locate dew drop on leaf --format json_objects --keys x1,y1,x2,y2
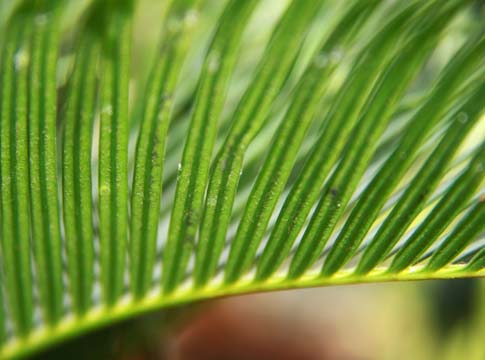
[
  {"x1": 457, "y1": 112, "x2": 468, "y2": 124},
  {"x1": 312, "y1": 53, "x2": 329, "y2": 68},
  {"x1": 14, "y1": 49, "x2": 29, "y2": 71},
  {"x1": 184, "y1": 9, "x2": 199, "y2": 27},
  {"x1": 207, "y1": 51, "x2": 221, "y2": 73}
]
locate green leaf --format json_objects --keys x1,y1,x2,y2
[
  {"x1": 62, "y1": 30, "x2": 100, "y2": 315},
  {"x1": 27, "y1": 7, "x2": 64, "y2": 325},
  {"x1": 0, "y1": 12, "x2": 34, "y2": 337},
  {"x1": 98, "y1": 7, "x2": 132, "y2": 306},
  {"x1": 0, "y1": 0, "x2": 483, "y2": 357}
]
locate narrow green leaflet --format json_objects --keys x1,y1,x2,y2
[
  {"x1": 0, "y1": 13, "x2": 34, "y2": 336},
  {"x1": 98, "y1": 4, "x2": 132, "y2": 305},
  {"x1": 62, "y1": 33, "x2": 100, "y2": 314},
  {"x1": 27, "y1": 4, "x2": 64, "y2": 325}
]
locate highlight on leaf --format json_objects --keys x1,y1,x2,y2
[{"x1": 0, "y1": 0, "x2": 483, "y2": 358}]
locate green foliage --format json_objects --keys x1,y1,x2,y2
[{"x1": 0, "y1": 0, "x2": 483, "y2": 357}]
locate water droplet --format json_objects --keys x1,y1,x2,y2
[
  {"x1": 313, "y1": 53, "x2": 329, "y2": 69},
  {"x1": 329, "y1": 48, "x2": 344, "y2": 62},
  {"x1": 475, "y1": 162, "x2": 484, "y2": 173},
  {"x1": 100, "y1": 185, "x2": 110, "y2": 196},
  {"x1": 207, "y1": 196, "x2": 217, "y2": 207},
  {"x1": 167, "y1": 9, "x2": 199, "y2": 34},
  {"x1": 101, "y1": 105, "x2": 113, "y2": 116},
  {"x1": 35, "y1": 14, "x2": 48, "y2": 26},
  {"x1": 207, "y1": 52, "x2": 221, "y2": 73},
  {"x1": 457, "y1": 112, "x2": 468, "y2": 124},
  {"x1": 159, "y1": 93, "x2": 173, "y2": 107},
  {"x1": 184, "y1": 9, "x2": 199, "y2": 27},
  {"x1": 167, "y1": 18, "x2": 182, "y2": 33},
  {"x1": 313, "y1": 47, "x2": 345, "y2": 69},
  {"x1": 14, "y1": 49, "x2": 29, "y2": 71},
  {"x1": 178, "y1": 163, "x2": 182, "y2": 172}
]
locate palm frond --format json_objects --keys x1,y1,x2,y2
[{"x1": 0, "y1": 0, "x2": 483, "y2": 357}]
